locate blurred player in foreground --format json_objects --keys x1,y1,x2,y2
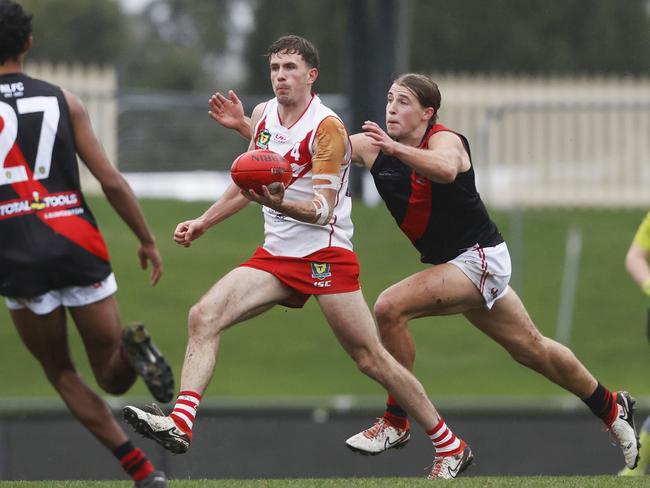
[
  {"x1": 0, "y1": 2, "x2": 172, "y2": 486},
  {"x1": 210, "y1": 73, "x2": 640, "y2": 473},
  {"x1": 619, "y1": 211, "x2": 650, "y2": 476},
  {"x1": 124, "y1": 35, "x2": 474, "y2": 480}
]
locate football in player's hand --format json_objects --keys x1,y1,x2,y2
[{"x1": 231, "y1": 149, "x2": 292, "y2": 194}]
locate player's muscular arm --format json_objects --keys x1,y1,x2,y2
[
  {"x1": 174, "y1": 183, "x2": 250, "y2": 247},
  {"x1": 199, "y1": 103, "x2": 267, "y2": 228},
  {"x1": 65, "y1": 90, "x2": 163, "y2": 284},
  {"x1": 350, "y1": 132, "x2": 379, "y2": 170},
  {"x1": 363, "y1": 121, "x2": 469, "y2": 183},
  {"x1": 174, "y1": 105, "x2": 266, "y2": 247},
  {"x1": 245, "y1": 117, "x2": 346, "y2": 225}
]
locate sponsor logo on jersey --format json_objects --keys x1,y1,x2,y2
[
  {"x1": 256, "y1": 129, "x2": 271, "y2": 149},
  {"x1": 0, "y1": 191, "x2": 82, "y2": 220},
  {"x1": 311, "y1": 262, "x2": 331, "y2": 280},
  {"x1": 0, "y1": 81, "x2": 25, "y2": 98},
  {"x1": 273, "y1": 133, "x2": 288, "y2": 143}
]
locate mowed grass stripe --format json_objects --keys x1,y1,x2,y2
[
  {"x1": 1, "y1": 200, "x2": 646, "y2": 398},
  {"x1": 1, "y1": 476, "x2": 648, "y2": 487}
]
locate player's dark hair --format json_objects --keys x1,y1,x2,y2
[
  {"x1": 0, "y1": 0, "x2": 32, "y2": 64},
  {"x1": 394, "y1": 73, "x2": 441, "y2": 125},
  {"x1": 266, "y1": 35, "x2": 320, "y2": 70}
]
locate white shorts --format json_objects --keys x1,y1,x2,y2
[
  {"x1": 4, "y1": 273, "x2": 118, "y2": 316},
  {"x1": 448, "y1": 242, "x2": 511, "y2": 309}
]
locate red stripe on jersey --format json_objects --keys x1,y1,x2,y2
[
  {"x1": 284, "y1": 130, "x2": 313, "y2": 189},
  {"x1": 399, "y1": 170, "x2": 432, "y2": 242},
  {"x1": 6, "y1": 144, "x2": 109, "y2": 262},
  {"x1": 396, "y1": 124, "x2": 454, "y2": 243},
  {"x1": 253, "y1": 116, "x2": 267, "y2": 147}
]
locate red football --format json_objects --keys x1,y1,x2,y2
[{"x1": 230, "y1": 149, "x2": 292, "y2": 194}]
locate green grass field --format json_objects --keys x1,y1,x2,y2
[
  {"x1": 1, "y1": 199, "x2": 648, "y2": 400},
  {"x1": 0, "y1": 477, "x2": 648, "y2": 487}
]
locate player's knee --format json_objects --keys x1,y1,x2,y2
[
  {"x1": 374, "y1": 293, "x2": 404, "y2": 329},
  {"x1": 188, "y1": 302, "x2": 224, "y2": 338},
  {"x1": 188, "y1": 303, "x2": 209, "y2": 335},
  {"x1": 352, "y1": 347, "x2": 382, "y2": 379},
  {"x1": 98, "y1": 380, "x2": 129, "y2": 395},
  {"x1": 96, "y1": 373, "x2": 130, "y2": 395},
  {"x1": 508, "y1": 335, "x2": 547, "y2": 369}
]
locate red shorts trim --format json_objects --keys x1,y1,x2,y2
[{"x1": 239, "y1": 246, "x2": 360, "y2": 308}]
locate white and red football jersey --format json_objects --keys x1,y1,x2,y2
[{"x1": 252, "y1": 95, "x2": 353, "y2": 257}]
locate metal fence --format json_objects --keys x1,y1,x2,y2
[{"x1": 22, "y1": 64, "x2": 650, "y2": 207}]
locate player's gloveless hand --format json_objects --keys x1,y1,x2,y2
[
  {"x1": 362, "y1": 120, "x2": 398, "y2": 155},
  {"x1": 241, "y1": 183, "x2": 285, "y2": 210},
  {"x1": 173, "y1": 219, "x2": 207, "y2": 248},
  {"x1": 209, "y1": 90, "x2": 245, "y2": 130},
  {"x1": 138, "y1": 242, "x2": 163, "y2": 286}
]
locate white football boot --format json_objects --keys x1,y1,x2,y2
[
  {"x1": 427, "y1": 440, "x2": 474, "y2": 479},
  {"x1": 609, "y1": 391, "x2": 640, "y2": 469},
  {"x1": 123, "y1": 404, "x2": 190, "y2": 454},
  {"x1": 345, "y1": 417, "x2": 410, "y2": 455}
]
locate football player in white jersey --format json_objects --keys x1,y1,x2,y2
[{"x1": 123, "y1": 35, "x2": 472, "y2": 479}]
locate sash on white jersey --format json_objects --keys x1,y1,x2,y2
[{"x1": 251, "y1": 95, "x2": 353, "y2": 257}]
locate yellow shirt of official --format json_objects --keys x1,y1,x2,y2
[{"x1": 633, "y1": 212, "x2": 650, "y2": 252}]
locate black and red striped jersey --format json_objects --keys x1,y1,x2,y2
[
  {"x1": 370, "y1": 123, "x2": 503, "y2": 265},
  {"x1": 0, "y1": 73, "x2": 111, "y2": 298}
]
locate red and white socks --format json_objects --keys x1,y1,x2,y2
[
  {"x1": 428, "y1": 418, "x2": 463, "y2": 456},
  {"x1": 384, "y1": 394, "x2": 463, "y2": 458},
  {"x1": 169, "y1": 390, "x2": 202, "y2": 440}
]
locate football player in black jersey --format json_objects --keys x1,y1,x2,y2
[
  {"x1": 0, "y1": 2, "x2": 170, "y2": 486},
  {"x1": 211, "y1": 73, "x2": 639, "y2": 474}
]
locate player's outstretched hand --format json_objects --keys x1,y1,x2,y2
[
  {"x1": 241, "y1": 183, "x2": 285, "y2": 209},
  {"x1": 138, "y1": 242, "x2": 163, "y2": 286},
  {"x1": 362, "y1": 120, "x2": 398, "y2": 155},
  {"x1": 173, "y1": 219, "x2": 207, "y2": 248},
  {"x1": 209, "y1": 90, "x2": 245, "y2": 130}
]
